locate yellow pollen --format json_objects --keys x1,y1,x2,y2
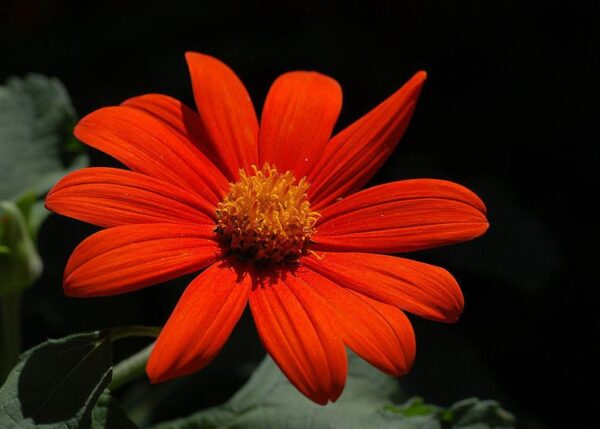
[{"x1": 215, "y1": 164, "x2": 319, "y2": 264}]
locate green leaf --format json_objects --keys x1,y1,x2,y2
[
  {"x1": 447, "y1": 398, "x2": 516, "y2": 428},
  {"x1": 0, "y1": 331, "x2": 113, "y2": 429},
  {"x1": 385, "y1": 397, "x2": 442, "y2": 417},
  {"x1": 0, "y1": 201, "x2": 43, "y2": 296},
  {"x1": 152, "y1": 353, "x2": 401, "y2": 429},
  {"x1": 153, "y1": 353, "x2": 515, "y2": 429},
  {"x1": 91, "y1": 391, "x2": 138, "y2": 429},
  {"x1": 15, "y1": 192, "x2": 50, "y2": 240},
  {"x1": 386, "y1": 397, "x2": 516, "y2": 429},
  {"x1": 0, "y1": 73, "x2": 87, "y2": 201}
]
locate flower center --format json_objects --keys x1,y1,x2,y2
[{"x1": 215, "y1": 164, "x2": 319, "y2": 264}]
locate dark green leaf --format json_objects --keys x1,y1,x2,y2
[
  {"x1": 0, "y1": 74, "x2": 87, "y2": 201},
  {"x1": 91, "y1": 391, "x2": 138, "y2": 429},
  {"x1": 0, "y1": 331, "x2": 113, "y2": 429},
  {"x1": 0, "y1": 201, "x2": 42, "y2": 296},
  {"x1": 152, "y1": 353, "x2": 515, "y2": 429}
]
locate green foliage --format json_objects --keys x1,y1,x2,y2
[
  {"x1": 151, "y1": 354, "x2": 515, "y2": 429},
  {"x1": 0, "y1": 73, "x2": 86, "y2": 201},
  {"x1": 91, "y1": 391, "x2": 139, "y2": 429},
  {"x1": 386, "y1": 397, "x2": 515, "y2": 428},
  {"x1": 0, "y1": 201, "x2": 42, "y2": 296},
  {"x1": 0, "y1": 332, "x2": 113, "y2": 429},
  {"x1": 0, "y1": 323, "x2": 515, "y2": 429},
  {"x1": 445, "y1": 398, "x2": 516, "y2": 428},
  {"x1": 385, "y1": 397, "x2": 442, "y2": 417},
  {"x1": 0, "y1": 74, "x2": 88, "y2": 296},
  {"x1": 16, "y1": 191, "x2": 50, "y2": 241}
]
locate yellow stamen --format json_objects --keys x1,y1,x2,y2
[{"x1": 215, "y1": 164, "x2": 320, "y2": 264}]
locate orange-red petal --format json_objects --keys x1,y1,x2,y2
[
  {"x1": 74, "y1": 106, "x2": 229, "y2": 204},
  {"x1": 249, "y1": 272, "x2": 347, "y2": 404},
  {"x1": 186, "y1": 52, "x2": 259, "y2": 178},
  {"x1": 313, "y1": 179, "x2": 488, "y2": 253},
  {"x1": 307, "y1": 72, "x2": 427, "y2": 209},
  {"x1": 259, "y1": 71, "x2": 342, "y2": 178},
  {"x1": 297, "y1": 266, "x2": 415, "y2": 376},
  {"x1": 64, "y1": 224, "x2": 220, "y2": 297},
  {"x1": 122, "y1": 94, "x2": 228, "y2": 176},
  {"x1": 46, "y1": 167, "x2": 216, "y2": 227},
  {"x1": 303, "y1": 252, "x2": 464, "y2": 323},
  {"x1": 147, "y1": 260, "x2": 251, "y2": 382}
]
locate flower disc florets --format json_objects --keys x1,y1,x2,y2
[{"x1": 215, "y1": 164, "x2": 319, "y2": 264}]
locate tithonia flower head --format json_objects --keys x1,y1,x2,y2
[{"x1": 46, "y1": 52, "x2": 488, "y2": 405}]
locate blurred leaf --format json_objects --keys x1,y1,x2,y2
[
  {"x1": 385, "y1": 397, "x2": 442, "y2": 417},
  {"x1": 0, "y1": 73, "x2": 88, "y2": 201},
  {"x1": 152, "y1": 353, "x2": 515, "y2": 429},
  {"x1": 0, "y1": 201, "x2": 43, "y2": 296},
  {"x1": 15, "y1": 191, "x2": 50, "y2": 240},
  {"x1": 91, "y1": 391, "x2": 139, "y2": 429},
  {"x1": 27, "y1": 201, "x2": 50, "y2": 239},
  {"x1": 0, "y1": 74, "x2": 89, "y2": 295},
  {"x1": 386, "y1": 396, "x2": 515, "y2": 429},
  {"x1": 15, "y1": 192, "x2": 37, "y2": 231},
  {"x1": 448, "y1": 398, "x2": 516, "y2": 428},
  {"x1": 0, "y1": 331, "x2": 113, "y2": 429}
]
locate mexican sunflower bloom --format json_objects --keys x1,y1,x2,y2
[{"x1": 45, "y1": 52, "x2": 488, "y2": 405}]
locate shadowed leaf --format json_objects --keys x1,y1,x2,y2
[
  {"x1": 91, "y1": 391, "x2": 138, "y2": 429},
  {"x1": 0, "y1": 331, "x2": 113, "y2": 429}
]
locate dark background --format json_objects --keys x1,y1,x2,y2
[{"x1": 2, "y1": 1, "x2": 597, "y2": 428}]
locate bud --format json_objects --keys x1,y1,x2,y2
[{"x1": 0, "y1": 201, "x2": 43, "y2": 296}]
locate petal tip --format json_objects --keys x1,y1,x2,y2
[
  {"x1": 146, "y1": 350, "x2": 176, "y2": 384},
  {"x1": 470, "y1": 219, "x2": 490, "y2": 241},
  {"x1": 304, "y1": 391, "x2": 330, "y2": 406},
  {"x1": 146, "y1": 362, "x2": 167, "y2": 384},
  {"x1": 62, "y1": 278, "x2": 83, "y2": 298},
  {"x1": 481, "y1": 220, "x2": 491, "y2": 234},
  {"x1": 184, "y1": 50, "x2": 200, "y2": 59},
  {"x1": 63, "y1": 270, "x2": 94, "y2": 298},
  {"x1": 414, "y1": 70, "x2": 428, "y2": 82},
  {"x1": 328, "y1": 388, "x2": 344, "y2": 404},
  {"x1": 444, "y1": 303, "x2": 464, "y2": 324},
  {"x1": 72, "y1": 122, "x2": 85, "y2": 141},
  {"x1": 185, "y1": 51, "x2": 219, "y2": 66},
  {"x1": 43, "y1": 192, "x2": 55, "y2": 212}
]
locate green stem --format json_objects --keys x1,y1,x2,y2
[
  {"x1": 110, "y1": 342, "x2": 154, "y2": 390},
  {"x1": 108, "y1": 325, "x2": 161, "y2": 342},
  {"x1": 0, "y1": 290, "x2": 21, "y2": 383}
]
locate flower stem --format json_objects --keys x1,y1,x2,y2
[
  {"x1": 0, "y1": 290, "x2": 21, "y2": 384},
  {"x1": 110, "y1": 342, "x2": 154, "y2": 390},
  {"x1": 108, "y1": 325, "x2": 161, "y2": 342}
]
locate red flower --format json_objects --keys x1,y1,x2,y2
[{"x1": 46, "y1": 52, "x2": 488, "y2": 405}]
